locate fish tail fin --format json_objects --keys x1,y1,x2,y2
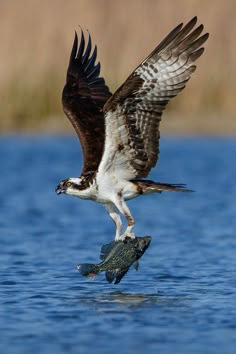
[
  {"x1": 77, "y1": 263, "x2": 99, "y2": 278},
  {"x1": 132, "y1": 180, "x2": 193, "y2": 193}
]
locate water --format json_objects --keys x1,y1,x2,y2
[{"x1": 1, "y1": 136, "x2": 236, "y2": 354}]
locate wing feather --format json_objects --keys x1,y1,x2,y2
[
  {"x1": 62, "y1": 31, "x2": 112, "y2": 175},
  {"x1": 99, "y1": 17, "x2": 209, "y2": 179}
]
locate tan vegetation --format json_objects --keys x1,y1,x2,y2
[{"x1": 0, "y1": 0, "x2": 236, "y2": 134}]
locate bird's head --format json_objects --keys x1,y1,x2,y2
[{"x1": 55, "y1": 177, "x2": 85, "y2": 197}]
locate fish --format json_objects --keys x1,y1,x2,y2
[{"x1": 77, "y1": 236, "x2": 151, "y2": 284}]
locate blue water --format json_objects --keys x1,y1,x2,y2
[{"x1": 1, "y1": 136, "x2": 236, "y2": 354}]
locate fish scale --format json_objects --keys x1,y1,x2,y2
[{"x1": 77, "y1": 236, "x2": 151, "y2": 284}]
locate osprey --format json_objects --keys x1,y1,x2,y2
[{"x1": 56, "y1": 17, "x2": 208, "y2": 241}]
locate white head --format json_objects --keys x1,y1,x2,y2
[{"x1": 55, "y1": 177, "x2": 91, "y2": 199}]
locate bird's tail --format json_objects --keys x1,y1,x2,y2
[
  {"x1": 77, "y1": 263, "x2": 100, "y2": 278},
  {"x1": 132, "y1": 179, "x2": 193, "y2": 194}
]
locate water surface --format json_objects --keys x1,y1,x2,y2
[{"x1": 1, "y1": 137, "x2": 236, "y2": 354}]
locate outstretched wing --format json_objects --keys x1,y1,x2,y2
[
  {"x1": 98, "y1": 17, "x2": 209, "y2": 180},
  {"x1": 62, "y1": 31, "x2": 112, "y2": 175}
]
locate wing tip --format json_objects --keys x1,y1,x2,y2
[{"x1": 190, "y1": 16, "x2": 198, "y2": 25}]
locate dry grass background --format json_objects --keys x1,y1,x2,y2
[{"x1": 0, "y1": 0, "x2": 236, "y2": 134}]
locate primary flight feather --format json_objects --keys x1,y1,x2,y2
[{"x1": 56, "y1": 17, "x2": 209, "y2": 241}]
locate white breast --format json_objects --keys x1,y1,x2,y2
[{"x1": 96, "y1": 173, "x2": 138, "y2": 203}]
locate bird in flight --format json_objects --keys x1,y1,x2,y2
[{"x1": 56, "y1": 17, "x2": 208, "y2": 241}]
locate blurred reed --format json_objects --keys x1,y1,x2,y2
[{"x1": 0, "y1": 0, "x2": 235, "y2": 134}]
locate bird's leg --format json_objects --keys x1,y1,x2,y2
[
  {"x1": 105, "y1": 203, "x2": 123, "y2": 241},
  {"x1": 113, "y1": 194, "x2": 135, "y2": 240}
]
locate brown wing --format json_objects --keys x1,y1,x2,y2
[
  {"x1": 100, "y1": 17, "x2": 209, "y2": 179},
  {"x1": 62, "y1": 31, "x2": 112, "y2": 175}
]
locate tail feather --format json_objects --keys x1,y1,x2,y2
[
  {"x1": 132, "y1": 179, "x2": 193, "y2": 193},
  {"x1": 152, "y1": 182, "x2": 193, "y2": 192},
  {"x1": 77, "y1": 263, "x2": 100, "y2": 278}
]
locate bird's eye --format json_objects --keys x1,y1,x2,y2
[{"x1": 66, "y1": 181, "x2": 72, "y2": 187}]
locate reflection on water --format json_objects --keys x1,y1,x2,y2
[{"x1": 79, "y1": 291, "x2": 162, "y2": 306}]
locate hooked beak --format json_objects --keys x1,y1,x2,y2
[{"x1": 55, "y1": 184, "x2": 65, "y2": 195}]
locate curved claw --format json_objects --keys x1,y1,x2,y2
[{"x1": 118, "y1": 232, "x2": 136, "y2": 241}]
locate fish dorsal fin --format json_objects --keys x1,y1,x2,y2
[
  {"x1": 133, "y1": 261, "x2": 139, "y2": 271},
  {"x1": 100, "y1": 241, "x2": 117, "y2": 260}
]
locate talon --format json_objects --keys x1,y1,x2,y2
[
  {"x1": 115, "y1": 234, "x2": 122, "y2": 242},
  {"x1": 127, "y1": 233, "x2": 135, "y2": 239},
  {"x1": 119, "y1": 232, "x2": 136, "y2": 241}
]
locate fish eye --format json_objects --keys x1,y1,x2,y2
[{"x1": 65, "y1": 181, "x2": 72, "y2": 187}]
